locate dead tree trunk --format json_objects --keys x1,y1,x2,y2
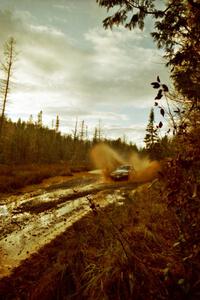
[{"x1": 0, "y1": 37, "x2": 16, "y2": 139}]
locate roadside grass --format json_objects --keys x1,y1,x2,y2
[
  {"x1": 0, "y1": 163, "x2": 72, "y2": 192},
  {"x1": 69, "y1": 183, "x2": 184, "y2": 300}
]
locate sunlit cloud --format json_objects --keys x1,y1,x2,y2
[{"x1": 0, "y1": 1, "x2": 170, "y2": 145}]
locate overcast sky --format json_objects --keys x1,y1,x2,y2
[{"x1": 0, "y1": 0, "x2": 170, "y2": 145}]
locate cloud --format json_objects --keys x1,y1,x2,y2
[
  {"x1": 0, "y1": 9, "x2": 169, "y2": 108},
  {"x1": 52, "y1": 4, "x2": 71, "y2": 12},
  {"x1": 83, "y1": 27, "x2": 169, "y2": 106},
  {"x1": 100, "y1": 123, "x2": 146, "y2": 145},
  {"x1": 45, "y1": 105, "x2": 128, "y2": 121},
  {"x1": 0, "y1": 3, "x2": 170, "y2": 145}
]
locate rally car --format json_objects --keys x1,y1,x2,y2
[{"x1": 110, "y1": 164, "x2": 134, "y2": 181}]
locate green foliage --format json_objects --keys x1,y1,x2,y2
[
  {"x1": 144, "y1": 108, "x2": 159, "y2": 152},
  {"x1": 0, "y1": 118, "x2": 86, "y2": 165},
  {"x1": 55, "y1": 115, "x2": 59, "y2": 132}
]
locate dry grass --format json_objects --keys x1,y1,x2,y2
[
  {"x1": 0, "y1": 163, "x2": 72, "y2": 192},
  {"x1": 74, "y1": 184, "x2": 184, "y2": 300}
]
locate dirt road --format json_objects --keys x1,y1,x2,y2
[{"x1": 0, "y1": 172, "x2": 137, "y2": 280}]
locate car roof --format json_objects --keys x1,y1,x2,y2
[{"x1": 118, "y1": 164, "x2": 132, "y2": 168}]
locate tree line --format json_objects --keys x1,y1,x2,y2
[{"x1": 0, "y1": 115, "x2": 139, "y2": 167}]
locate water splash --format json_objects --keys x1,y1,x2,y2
[{"x1": 90, "y1": 143, "x2": 161, "y2": 182}]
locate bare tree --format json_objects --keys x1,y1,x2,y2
[
  {"x1": 98, "y1": 119, "x2": 102, "y2": 141},
  {"x1": 80, "y1": 120, "x2": 85, "y2": 140},
  {"x1": 73, "y1": 117, "x2": 78, "y2": 141},
  {"x1": 85, "y1": 125, "x2": 88, "y2": 140},
  {"x1": 0, "y1": 37, "x2": 17, "y2": 139}
]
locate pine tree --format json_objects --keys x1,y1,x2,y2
[
  {"x1": 55, "y1": 115, "x2": 59, "y2": 132},
  {"x1": 37, "y1": 110, "x2": 43, "y2": 127},
  {"x1": 144, "y1": 108, "x2": 159, "y2": 150},
  {"x1": 93, "y1": 127, "x2": 98, "y2": 144}
]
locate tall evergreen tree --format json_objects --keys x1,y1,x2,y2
[
  {"x1": 37, "y1": 111, "x2": 43, "y2": 127},
  {"x1": 144, "y1": 108, "x2": 159, "y2": 150},
  {"x1": 93, "y1": 127, "x2": 98, "y2": 144},
  {"x1": 55, "y1": 115, "x2": 60, "y2": 132}
]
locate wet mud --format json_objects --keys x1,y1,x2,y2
[{"x1": 0, "y1": 171, "x2": 138, "y2": 287}]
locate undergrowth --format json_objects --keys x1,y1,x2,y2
[
  {"x1": 0, "y1": 163, "x2": 72, "y2": 192},
  {"x1": 160, "y1": 128, "x2": 200, "y2": 299}
]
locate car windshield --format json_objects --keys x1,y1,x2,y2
[{"x1": 117, "y1": 165, "x2": 131, "y2": 171}]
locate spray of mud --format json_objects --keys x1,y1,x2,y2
[
  {"x1": 90, "y1": 143, "x2": 124, "y2": 178},
  {"x1": 128, "y1": 152, "x2": 161, "y2": 183},
  {"x1": 90, "y1": 143, "x2": 161, "y2": 183}
]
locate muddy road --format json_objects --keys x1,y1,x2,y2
[{"x1": 0, "y1": 172, "x2": 138, "y2": 280}]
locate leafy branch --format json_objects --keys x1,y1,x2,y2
[{"x1": 151, "y1": 77, "x2": 187, "y2": 135}]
